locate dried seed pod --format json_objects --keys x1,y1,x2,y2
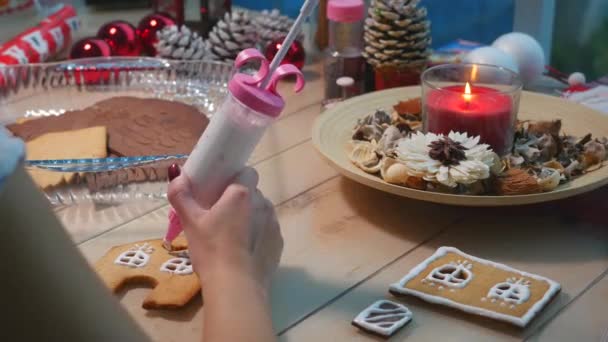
[
  {"x1": 537, "y1": 168, "x2": 561, "y2": 191},
  {"x1": 527, "y1": 120, "x2": 562, "y2": 137},
  {"x1": 494, "y1": 169, "x2": 542, "y2": 195},
  {"x1": 581, "y1": 140, "x2": 606, "y2": 167}
]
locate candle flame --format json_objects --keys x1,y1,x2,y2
[{"x1": 463, "y1": 82, "x2": 472, "y2": 102}]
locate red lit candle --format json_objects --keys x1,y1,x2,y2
[{"x1": 425, "y1": 82, "x2": 514, "y2": 155}]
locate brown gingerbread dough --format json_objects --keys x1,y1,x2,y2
[{"x1": 7, "y1": 96, "x2": 209, "y2": 156}]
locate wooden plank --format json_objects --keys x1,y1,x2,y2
[
  {"x1": 256, "y1": 141, "x2": 338, "y2": 206},
  {"x1": 79, "y1": 174, "x2": 465, "y2": 341},
  {"x1": 282, "y1": 210, "x2": 608, "y2": 341},
  {"x1": 269, "y1": 178, "x2": 464, "y2": 331},
  {"x1": 528, "y1": 270, "x2": 608, "y2": 342}
]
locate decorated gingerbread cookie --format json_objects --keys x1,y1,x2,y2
[
  {"x1": 352, "y1": 300, "x2": 413, "y2": 338},
  {"x1": 95, "y1": 238, "x2": 200, "y2": 310},
  {"x1": 389, "y1": 247, "x2": 561, "y2": 327}
]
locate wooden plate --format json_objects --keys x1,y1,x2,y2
[{"x1": 313, "y1": 86, "x2": 608, "y2": 206}]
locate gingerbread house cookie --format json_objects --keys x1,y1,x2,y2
[
  {"x1": 389, "y1": 247, "x2": 560, "y2": 327},
  {"x1": 95, "y1": 238, "x2": 200, "y2": 310}
]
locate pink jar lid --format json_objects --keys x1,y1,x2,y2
[
  {"x1": 228, "y1": 74, "x2": 285, "y2": 117},
  {"x1": 327, "y1": 0, "x2": 365, "y2": 23}
]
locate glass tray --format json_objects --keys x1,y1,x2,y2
[{"x1": 0, "y1": 57, "x2": 232, "y2": 205}]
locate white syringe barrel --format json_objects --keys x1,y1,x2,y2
[{"x1": 183, "y1": 93, "x2": 275, "y2": 209}]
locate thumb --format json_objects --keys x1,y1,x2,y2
[{"x1": 167, "y1": 174, "x2": 202, "y2": 223}]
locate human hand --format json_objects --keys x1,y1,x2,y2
[{"x1": 168, "y1": 167, "x2": 283, "y2": 289}]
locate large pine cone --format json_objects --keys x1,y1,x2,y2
[
  {"x1": 206, "y1": 11, "x2": 257, "y2": 62},
  {"x1": 253, "y1": 9, "x2": 302, "y2": 49},
  {"x1": 156, "y1": 25, "x2": 207, "y2": 60},
  {"x1": 363, "y1": 0, "x2": 432, "y2": 69}
]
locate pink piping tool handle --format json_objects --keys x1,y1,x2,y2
[
  {"x1": 234, "y1": 48, "x2": 269, "y2": 85},
  {"x1": 234, "y1": 48, "x2": 305, "y2": 95},
  {"x1": 265, "y1": 64, "x2": 305, "y2": 96}
]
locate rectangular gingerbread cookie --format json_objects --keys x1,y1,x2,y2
[
  {"x1": 25, "y1": 126, "x2": 108, "y2": 189},
  {"x1": 389, "y1": 247, "x2": 561, "y2": 327}
]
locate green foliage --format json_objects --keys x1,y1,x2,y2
[{"x1": 552, "y1": 18, "x2": 608, "y2": 79}]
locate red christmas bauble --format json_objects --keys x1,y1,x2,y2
[
  {"x1": 68, "y1": 38, "x2": 113, "y2": 85},
  {"x1": 97, "y1": 20, "x2": 141, "y2": 56},
  {"x1": 69, "y1": 37, "x2": 112, "y2": 59},
  {"x1": 137, "y1": 12, "x2": 175, "y2": 56},
  {"x1": 264, "y1": 37, "x2": 306, "y2": 70}
]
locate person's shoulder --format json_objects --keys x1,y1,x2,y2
[{"x1": 0, "y1": 127, "x2": 25, "y2": 192}]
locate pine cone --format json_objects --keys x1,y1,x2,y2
[
  {"x1": 206, "y1": 10, "x2": 257, "y2": 62},
  {"x1": 363, "y1": 0, "x2": 432, "y2": 69},
  {"x1": 155, "y1": 25, "x2": 207, "y2": 60},
  {"x1": 253, "y1": 9, "x2": 302, "y2": 49}
]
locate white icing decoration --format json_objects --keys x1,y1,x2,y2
[
  {"x1": 481, "y1": 297, "x2": 487, "y2": 302},
  {"x1": 424, "y1": 260, "x2": 473, "y2": 288},
  {"x1": 160, "y1": 257, "x2": 193, "y2": 275},
  {"x1": 491, "y1": 298, "x2": 497, "y2": 303},
  {"x1": 114, "y1": 243, "x2": 154, "y2": 268},
  {"x1": 352, "y1": 300, "x2": 413, "y2": 337},
  {"x1": 449, "y1": 289, "x2": 456, "y2": 293},
  {"x1": 510, "y1": 305, "x2": 515, "y2": 309},
  {"x1": 389, "y1": 247, "x2": 561, "y2": 327},
  {"x1": 421, "y1": 278, "x2": 427, "y2": 283},
  {"x1": 487, "y1": 277, "x2": 531, "y2": 305},
  {"x1": 438, "y1": 286, "x2": 444, "y2": 291},
  {"x1": 500, "y1": 302, "x2": 506, "y2": 307},
  {"x1": 428, "y1": 282, "x2": 435, "y2": 287}
]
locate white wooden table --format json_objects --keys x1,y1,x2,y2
[{"x1": 19, "y1": 6, "x2": 604, "y2": 342}]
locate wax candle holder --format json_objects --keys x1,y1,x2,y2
[{"x1": 421, "y1": 64, "x2": 522, "y2": 156}]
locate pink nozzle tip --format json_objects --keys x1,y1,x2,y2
[{"x1": 164, "y1": 207, "x2": 183, "y2": 244}]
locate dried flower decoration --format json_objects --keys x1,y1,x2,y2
[
  {"x1": 396, "y1": 132, "x2": 500, "y2": 188},
  {"x1": 428, "y1": 136, "x2": 467, "y2": 166}
]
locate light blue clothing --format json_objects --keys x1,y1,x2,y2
[{"x1": 0, "y1": 126, "x2": 24, "y2": 192}]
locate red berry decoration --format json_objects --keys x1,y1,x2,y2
[
  {"x1": 69, "y1": 37, "x2": 112, "y2": 59},
  {"x1": 264, "y1": 37, "x2": 306, "y2": 70},
  {"x1": 97, "y1": 20, "x2": 141, "y2": 56},
  {"x1": 137, "y1": 13, "x2": 175, "y2": 56}
]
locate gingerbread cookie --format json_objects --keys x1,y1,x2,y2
[
  {"x1": 25, "y1": 126, "x2": 108, "y2": 189},
  {"x1": 389, "y1": 247, "x2": 560, "y2": 327},
  {"x1": 95, "y1": 238, "x2": 200, "y2": 310},
  {"x1": 352, "y1": 300, "x2": 412, "y2": 338}
]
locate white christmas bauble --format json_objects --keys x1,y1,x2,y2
[
  {"x1": 568, "y1": 72, "x2": 586, "y2": 86},
  {"x1": 464, "y1": 47, "x2": 519, "y2": 73},
  {"x1": 493, "y1": 32, "x2": 545, "y2": 84}
]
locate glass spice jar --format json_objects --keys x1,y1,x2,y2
[{"x1": 322, "y1": 0, "x2": 365, "y2": 108}]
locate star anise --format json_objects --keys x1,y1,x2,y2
[{"x1": 428, "y1": 137, "x2": 468, "y2": 166}]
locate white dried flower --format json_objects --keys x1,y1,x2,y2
[{"x1": 396, "y1": 131, "x2": 499, "y2": 188}]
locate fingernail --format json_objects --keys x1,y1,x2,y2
[{"x1": 168, "y1": 163, "x2": 181, "y2": 182}]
